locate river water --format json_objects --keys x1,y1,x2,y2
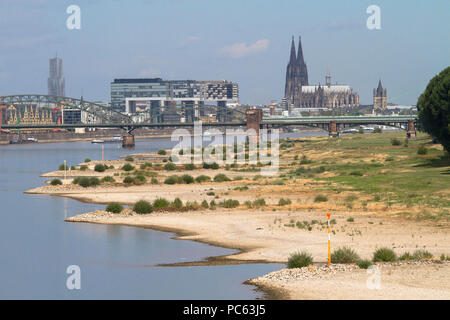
[{"x1": 0, "y1": 131, "x2": 324, "y2": 299}]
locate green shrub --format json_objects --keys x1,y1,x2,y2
[
  {"x1": 391, "y1": 138, "x2": 401, "y2": 146},
  {"x1": 357, "y1": 259, "x2": 372, "y2": 269},
  {"x1": 195, "y1": 175, "x2": 211, "y2": 183},
  {"x1": 157, "y1": 149, "x2": 166, "y2": 155},
  {"x1": 125, "y1": 156, "x2": 134, "y2": 162},
  {"x1": 314, "y1": 195, "x2": 328, "y2": 202},
  {"x1": 206, "y1": 191, "x2": 215, "y2": 196},
  {"x1": 58, "y1": 164, "x2": 69, "y2": 171},
  {"x1": 79, "y1": 165, "x2": 88, "y2": 171},
  {"x1": 278, "y1": 198, "x2": 292, "y2": 206},
  {"x1": 233, "y1": 175, "x2": 244, "y2": 181},
  {"x1": 399, "y1": 252, "x2": 413, "y2": 261},
  {"x1": 70, "y1": 166, "x2": 76, "y2": 170},
  {"x1": 151, "y1": 177, "x2": 158, "y2": 184},
  {"x1": 417, "y1": 145, "x2": 428, "y2": 155},
  {"x1": 221, "y1": 199, "x2": 240, "y2": 208},
  {"x1": 385, "y1": 157, "x2": 394, "y2": 162},
  {"x1": 122, "y1": 163, "x2": 134, "y2": 171},
  {"x1": 331, "y1": 247, "x2": 360, "y2": 264},
  {"x1": 373, "y1": 248, "x2": 397, "y2": 262},
  {"x1": 164, "y1": 175, "x2": 179, "y2": 185},
  {"x1": 252, "y1": 198, "x2": 266, "y2": 207},
  {"x1": 412, "y1": 250, "x2": 433, "y2": 260},
  {"x1": 123, "y1": 176, "x2": 135, "y2": 184},
  {"x1": 347, "y1": 217, "x2": 354, "y2": 222},
  {"x1": 287, "y1": 251, "x2": 313, "y2": 268},
  {"x1": 201, "y1": 200, "x2": 209, "y2": 209},
  {"x1": 133, "y1": 200, "x2": 153, "y2": 214},
  {"x1": 300, "y1": 155, "x2": 313, "y2": 164},
  {"x1": 135, "y1": 175, "x2": 147, "y2": 183},
  {"x1": 84, "y1": 158, "x2": 91, "y2": 163},
  {"x1": 349, "y1": 171, "x2": 363, "y2": 176},
  {"x1": 164, "y1": 162, "x2": 176, "y2": 171},
  {"x1": 101, "y1": 176, "x2": 115, "y2": 183},
  {"x1": 72, "y1": 177, "x2": 81, "y2": 185},
  {"x1": 181, "y1": 174, "x2": 194, "y2": 184},
  {"x1": 89, "y1": 177, "x2": 100, "y2": 187},
  {"x1": 203, "y1": 162, "x2": 219, "y2": 169},
  {"x1": 78, "y1": 177, "x2": 92, "y2": 188},
  {"x1": 214, "y1": 174, "x2": 231, "y2": 182},
  {"x1": 50, "y1": 178, "x2": 62, "y2": 186},
  {"x1": 153, "y1": 198, "x2": 170, "y2": 209},
  {"x1": 94, "y1": 164, "x2": 106, "y2": 172},
  {"x1": 172, "y1": 198, "x2": 183, "y2": 209},
  {"x1": 244, "y1": 201, "x2": 252, "y2": 208},
  {"x1": 184, "y1": 164, "x2": 195, "y2": 170},
  {"x1": 105, "y1": 202, "x2": 123, "y2": 214}
]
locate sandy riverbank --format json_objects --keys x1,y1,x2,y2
[
  {"x1": 59, "y1": 207, "x2": 450, "y2": 299},
  {"x1": 26, "y1": 132, "x2": 450, "y2": 299}
]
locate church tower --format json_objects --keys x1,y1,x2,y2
[
  {"x1": 284, "y1": 36, "x2": 309, "y2": 109},
  {"x1": 296, "y1": 36, "x2": 308, "y2": 86},
  {"x1": 284, "y1": 36, "x2": 297, "y2": 105},
  {"x1": 373, "y1": 79, "x2": 387, "y2": 111}
]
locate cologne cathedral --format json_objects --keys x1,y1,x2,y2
[{"x1": 284, "y1": 36, "x2": 360, "y2": 109}]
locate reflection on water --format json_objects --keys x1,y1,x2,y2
[{"x1": 0, "y1": 132, "x2": 319, "y2": 299}]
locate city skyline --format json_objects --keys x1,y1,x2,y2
[{"x1": 0, "y1": 0, "x2": 449, "y2": 105}]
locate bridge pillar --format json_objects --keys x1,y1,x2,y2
[
  {"x1": 406, "y1": 120, "x2": 416, "y2": 139},
  {"x1": 122, "y1": 134, "x2": 135, "y2": 148},
  {"x1": 329, "y1": 121, "x2": 339, "y2": 138},
  {"x1": 246, "y1": 109, "x2": 262, "y2": 142}
]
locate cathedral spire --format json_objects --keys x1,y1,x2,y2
[
  {"x1": 289, "y1": 36, "x2": 296, "y2": 63},
  {"x1": 296, "y1": 36, "x2": 305, "y2": 64},
  {"x1": 376, "y1": 79, "x2": 383, "y2": 96}
]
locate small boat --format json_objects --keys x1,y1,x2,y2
[
  {"x1": 10, "y1": 137, "x2": 38, "y2": 144},
  {"x1": 91, "y1": 136, "x2": 123, "y2": 144}
]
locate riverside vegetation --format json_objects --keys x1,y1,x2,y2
[{"x1": 44, "y1": 131, "x2": 449, "y2": 268}]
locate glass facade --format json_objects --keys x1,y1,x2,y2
[{"x1": 110, "y1": 78, "x2": 238, "y2": 112}]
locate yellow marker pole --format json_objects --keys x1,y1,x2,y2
[
  {"x1": 64, "y1": 160, "x2": 67, "y2": 184},
  {"x1": 327, "y1": 213, "x2": 331, "y2": 265}
]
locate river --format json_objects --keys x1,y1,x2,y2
[{"x1": 0, "y1": 131, "x2": 324, "y2": 299}]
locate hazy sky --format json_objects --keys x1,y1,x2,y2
[{"x1": 0, "y1": 0, "x2": 448, "y2": 105}]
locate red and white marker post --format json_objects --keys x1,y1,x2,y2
[{"x1": 327, "y1": 213, "x2": 331, "y2": 265}]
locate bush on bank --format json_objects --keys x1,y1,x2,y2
[
  {"x1": 94, "y1": 164, "x2": 107, "y2": 172},
  {"x1": 105, "y1": 202, "x2": 123, "y2": 214},
  {"x1": 331, "y1": 247, "x2": 360, "y2": 264},
  {"x1": 287, "y1": 251, "x2": 313, "y2": 268},
  {"x1": 133, "y1": 200, "x2": 153, "y2": 214},
  {"x1": 50, "y1": 178, "x2": 62, "y2": 186}
]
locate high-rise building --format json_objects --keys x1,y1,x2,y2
[
  {"x1": 48, "y1": 57, "x2": 65, "y2": 97},
  {"x1": 373, "y1": 80, "x2": 387, "y2": 111},
  {"x1": 284, "y1": 36, "x2": 359, "y2": 109}
]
